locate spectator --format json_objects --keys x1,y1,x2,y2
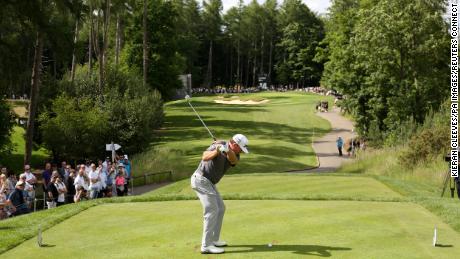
[
  {"x1": 123, "y1": 155, "x2": 131, "y2": 195},
  {"x1": 42, "y1": 162, "x2": 52, "y2": 192},
  {"x1": 98, "y1": 160, "x2": 107, "y2": 198},
  {"x1": 6, "y1": 180, "x2": 29, "y2": 216},
  {"x1": 74, "y1": 165, "x2": 89, "y2": 203},
  {"x1": 102, "y1": 157, "x2": 110, "y2": 175},
  {"x1": 84, "y1": 160, "x2": 91, "y2": 174},
  {"x1": 55, "y1": 174, "x2": 67, "y2": 206},
  {"x1": 110, "y1": 163, "x2": 118, "y2": 196},
  {"x1": 107, "y1": 162, "x2": 116, "y2": 197},
  {"x1": 336, "y1": 137, "x2": 344, "y2": 157},
  {"x1": 63, "y1": 164, "x2": 71, "y2": 185},
  {"x1": 0, "y1": 174, "x2": 10, "y2": 195},
  {"x1": 115, "y1": 164, "x2": 126, "y2": 196},
  {"x1": 0, "y1": 191, "x2": 8, "y2": 219},
  {"x1": 23, "y1": 165, "x2": 36, "y2": 208},
  {"x1": 88, "y1": 163, "x2": 101, "y2": 199},
  {"x1": 7, "y1": 170, "x2": 17, "y2": 194},
  {"x1": 47, "y1": 172, "x2": 60, "y2": 209},
  {"x1": 0, "y1": 166, "x2": 7, "y2": 176},
  {"x1": 58, "y1": 161, "x2": 67, "y2": 179},
  {"x1": 67, "y1": 169, "x2": 76, "y2": 203}
]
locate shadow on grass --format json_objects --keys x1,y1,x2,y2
[
  {"x1": 39, "y1": 244, "x2": 56, "y2": 248},
  {"x1": 435, "y1": 244, "x2": 453, "y2": 248},
  {"x1": 226, "y1": 244, "x2": 352, "y2": 256},
  {"x1": 160, "y1": 118, "x2": 329, "y2": 144}
]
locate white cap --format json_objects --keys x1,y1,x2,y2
[
  {"x1": 124, "y1": 154, "x2": 128, "y2": 159},
  {"x1": 232, "y1": 134, "x2": 249, "y2": 153}
]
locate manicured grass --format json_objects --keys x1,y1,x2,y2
[
  {"x1": 4, "y1": 200, "x2": 459, "y2": 258},
  {"x1": 147, "y1": 174, "x2": 403, "y2": 202},
  {"x1": 0, "y1": 174, "x2": 402, "y2": 254},
  {"x1": 0, "y1": 126, "x2": 49, "y2": 172},
  {"x1": 132, "y1": 92, "x2": 334, "y2": 180},
  {"x1": 337, "y1": 148, "x2": 460, "y2": 233}
]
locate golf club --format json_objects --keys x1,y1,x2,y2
[{"x1": 185, "y1": 95, "x2": 216, "y2": 141}]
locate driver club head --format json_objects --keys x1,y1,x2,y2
[{"x1": 185, "y1": 95, "x2": 191, "y2": 101}]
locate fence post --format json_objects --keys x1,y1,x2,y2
[{"x1": 34, "y1": 198, "x2": 37, "y2": 212}]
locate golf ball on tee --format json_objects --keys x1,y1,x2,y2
[{"x1": 268, "y1": 243, "x2": 272, "y2": 247}]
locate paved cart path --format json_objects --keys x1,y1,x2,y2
[{"x1": 292, "y1": 107, "x2": 356, "y2": 173}]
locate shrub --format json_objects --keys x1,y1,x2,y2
[
  {"x1": 398, "y1": 102, "x2": 450, "y2": 168},
  {"x1": 0, "y1": 98, "x2": 14, "y2": 155}
]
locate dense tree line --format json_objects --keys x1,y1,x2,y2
[
  {"x1": 0, "y1": 0, "x2": 451, "y2": 158},
  {"x1": 320, "y1": 0, "x2": 450, "y2": 144},
  {"x1": 0, "y1": 0, "x2": 324, "y2": 160}
]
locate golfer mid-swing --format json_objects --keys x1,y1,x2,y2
[{"x1": 191, "y1": 134, "x2": 249, "y2": 254}]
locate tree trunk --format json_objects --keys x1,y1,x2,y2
[
  {"x1": 115, "y1": 14, "x2": 120, "y2": 67},
  {"x1": 143, "y1": 0, "x2": 148, "y2": 87},
  {"x1": 260, "y1": 27, "x2": 265, "y2": 75},
  {"x1": 71, "y1": 19, "x2": 79, "y2": 83},
  {"x1": 236, "y1": 39, "x2": 240, "y2": 85},
  {"x1": 230, "y1": 40, "x2": 233, "y2": 86},
  {"x1": 25, "y1": 31, "x2": 44, "y2": 165},
  {"x1": 245, "y1": 56, "x2": 250, "y2": 88},
  {"x1": 267, "y1": 38, "x2": 273, "y2": 88},
  {"x1": 102, "y1": 0, "x2": 111, "y2": 78},
  {"x1": 204, "y1": 40, "x2": 213, "y2": 88},
  {"x1": 88, "y1": 3, "x2": 93, "y2": 76},
  {"x1": 96, "y1": 9, "x2": 103, "y2": 96},
  {"x1": 252, "y1": 41, "x2": 257, "y2": 87}
]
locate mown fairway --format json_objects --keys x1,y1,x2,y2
[
  {"x1": 147, "y1": 174, "x2": 403, "y2": 202},
  {"x1": 132, "y1": 92, "x2": 334, "y2": 177},
  {"x1": 4, "y1": 199, "x2": 459, "y2": 259}
]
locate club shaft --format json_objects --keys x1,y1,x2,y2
[{"x1": 187, "y1": 102, "x2": 216, "y2": 140}]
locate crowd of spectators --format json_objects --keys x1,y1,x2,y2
[
  {"x1": 190, "y1": 86, "x2": 331, "y2": 95},
  {"x1": 0, "y1": 155, "x2": 132, "y2": 220},
  {"x1": 191, "y1": 87, "x2": 261, "y2": 95}
]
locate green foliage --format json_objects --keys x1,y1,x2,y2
[
  {"x1": 275, "y1": 0, "x2": 324, "y2": 86},
  {"x1": 0, "y1": 98, "x2": 14, "y2": 154},
  {"x1": 39, "y1": 95, "x2": 109, "y2": 160},
  {"x1": 398, "y1": 102, "x2": 450, "y2": 167},
  {"x1": 105, "y1": 88, "x2": 164, "y2": 155},
  {"x1": 399, "y1": 125, "x2": 449, "y2": 168},
  {"x1": 40, "y1": 66, "x2": 164, "y2": 160},
  {"x1": 124, "y1": 0, "x2": 184, "y2": 99},
  {"x1": 321, "y1": 0, "x2": 449, "y2": 142}
]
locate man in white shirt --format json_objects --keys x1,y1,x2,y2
[
  {"x1": 88, "y1": 163, "x2": 101, "y2": 199},
  {"x1": 74, "y1": 165, "x2": 89, "y2": 202},
  {"x1": 23, "y1": 164, "x2": 36, "y2": 208}
]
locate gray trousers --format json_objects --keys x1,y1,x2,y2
[{"x1": 191, "y1": 173, "x2": 226, "y2": 247}]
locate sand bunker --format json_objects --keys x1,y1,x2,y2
[{"x1": 214, "y1": 99, "x2": 270, "y2": 105}]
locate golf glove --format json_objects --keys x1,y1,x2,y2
[{"x1": 218, "y1": 143, "x2": 229, "y2": 153}]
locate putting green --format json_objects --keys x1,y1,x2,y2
[
  {"x1": 4, "y1": 200, "x2": 458, "y2": 258},
  {"x1": 149, "y1": 174, "x2": 403, "y2": 201}
]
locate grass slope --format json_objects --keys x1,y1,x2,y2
[
  {"x1": 338, "y1": 148, "x2": 460, "y2": 233},
  {"x1": 3, "y1": 201, "x2": 459, "y2": 258},
  {"x1": 132, "y1": 92, "x2": 334, "y2": 180},
  {"x1": 0, "y1": 126, "x2": 48, "y2": 172}
]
